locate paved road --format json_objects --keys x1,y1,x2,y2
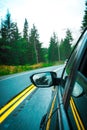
[{"x1": 0, "y1": 65, "x2": 64, "y2": 130}]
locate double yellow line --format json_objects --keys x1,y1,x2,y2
[
  {"x1": 46, "y1": 96, "x2": 85, "y2": 130},
  {"x1": 70, "y1": 97, "x2": 85, "y2": 130},
  {"x1": 0, "y1": 84, "x2": 36, "y2": 124},
  {"x1": 46, "y1": 94, "x2": 57, "y2": 130}
]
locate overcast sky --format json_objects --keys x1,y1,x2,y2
[{"x1": 0, "y1": 0, "x2": 86, "y2": 47}]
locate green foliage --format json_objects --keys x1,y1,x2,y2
[
  {"x1": 0, "y1": 11, "x2": 46, "y2": 65},
  {"x1": 0, "y1": 61, "x2": 64, "y2": 76},
  {"x1": 23, "y1": 18, "x2": 29, "y2": 41},
  {"x1": 48, "y1": 32, "x2": 59, "y2": 62},
  {"x1": 28, "y1": 24, "x2": 39, "y2": 64},
  {"x1": 81, "y1": 1, "x2": 87, "y2": 30},
  {"x1": 41, "y1": 48, "x2": 48, "y2": 62},
  {"x1": 28, "y1": 24, "x2": 45, "y2": 64},
  {"x1": 0, "y1": 10, "x2": 21, "y2": 65},
  {"x1": 0, "y1": 10, "x2": 74, "y2": 67},
  {"x1": 59, "y1": 29, "x2": 73, "y2": 60}
]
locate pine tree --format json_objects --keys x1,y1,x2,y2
[
  {"x1": 0, "y1": 10, "x2": 21, "y2": 65},
  {"x1": 65, "y1": 29, "x2": 73, "y2": 43},
  {"x1": 41, "y1": 48, "x2": 48, "y2": 63},
  {"x1": 23, "y1": 18, "x2": 29, "y2": 41},
  {"x1": 0, "y1": 10, "x2": 46, "y2": 65},
  {"x1": 59, "y1": 29, "x2": 73, "y2": 60},
  {"x1": 0, "y1": 10, "x2": 13, "y2": 64},
  {"x1": 81, "y1": 1, "x2": 87, "y2": 30},
  {"x1": 1, "y1": 10, "x2": 11, "y2": 42},
  {"x1": 28, "y1": 24, "x2": 43, "y2": 64},
  {"x1": 48, "y1": 32, "x2": 59, "y2": 62}
]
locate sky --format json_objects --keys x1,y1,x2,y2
[{"x1": 0, "y1": 0, "x2": 86, "y2": 47}]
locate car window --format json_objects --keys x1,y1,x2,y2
[
  {"x1": 67, "y1": 48, "x2": 87, "y2": 130},
  {"x1": 62, "y1": 30, "x2": 87, "y2": 92}
]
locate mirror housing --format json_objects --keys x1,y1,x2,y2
[{"x1": 30, "y1": 71, "x2": 60, "y2": 88}]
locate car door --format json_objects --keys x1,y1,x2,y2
[
  {"x1": 62, "y1": 29, "x2": 87, "y2": 130},
  {"x1": 67, "y1": 48, "x2": 87, "y2": 130}
]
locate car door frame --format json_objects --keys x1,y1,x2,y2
[
  {"x1": 62, "y1": 28, "x2": 87, "y2": 110},
  {"x1": 56, "y1": 28, "x2": 87, "y2": 130}
]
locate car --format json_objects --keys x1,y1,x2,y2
[{"x1": 30, "y1": 28, "x2": 87, "y2": 130}]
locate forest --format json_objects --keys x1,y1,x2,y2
[
  {"x1": 0, "y1": 10, "x2": 73, "y2": 66},
  {"x1": 0, "y1": 1, "x2": 87, "y2": 75}
]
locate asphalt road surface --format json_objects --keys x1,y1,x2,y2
[{"x1": 0, "y1": 65, "x2": 64, "y2": 130}]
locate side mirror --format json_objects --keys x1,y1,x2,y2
[{"x1": 30, "y1": 71, "x2": 58, "y2": 88}]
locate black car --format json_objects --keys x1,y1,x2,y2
[{"x1": 30, "y1": 28, "x2": 87, "y2": 130}]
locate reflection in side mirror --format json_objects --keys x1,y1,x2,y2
[{"x1": 30, "y1": 72, "x2": 57, "y2": 88}]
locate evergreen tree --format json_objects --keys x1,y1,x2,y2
[
  {"x1": 0, "y1": 10, "x2": 46, "y2": 65},
  {"x1": 48, "y1": 32, "x2": 59, "y2": 62},
  {"x1": 0, "y1": 10, "x2": 18, "y2": 43},
  {"x1": 1, "y1": 10, "x2": 11, "y2": 42},
  {"x1": 23, "y1": 18, "x2": 29, "y2": 41},
  {"x1": 59, "y1": 29, "x2": 73, "y2": 60},
  {"x1": 22, "y1": 18, "x2": 29, "y2": 64},
  {"x1": 28, "y1": 24, "x2": 43, "y2": 64},
  {"x1": 0, "y1": 10, "x2": 21, "y2": 65},
  {"x1": 11, "y1": 22, "x2": 21, "y2": 41},
  {"x1": 59, "y1": 39, "x2": 64, "y2": 60},
  {"x1": 0, "y1": 10, "x2": 13, "y2": 64},
  {"x1": 41, "y1": 47, "x2": 48, "y2": 63},
  {"x1": 65, "y1": 29, "x2": 73, "y2": 43},
  {"x1": 81, "y1": 1, "x2": 87, "y2": 30}
]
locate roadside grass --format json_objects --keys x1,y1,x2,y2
[{"x1": 0, "y1": 61, "x2": 64, "y2": 76}]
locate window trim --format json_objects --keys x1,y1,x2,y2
[{"x1": 62, "y1": 30, "x2": 87, "y2": 110}]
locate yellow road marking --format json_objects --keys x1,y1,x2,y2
[
  {"x1": 46, "y1": 94, "x2": 56, "y2": 130},
  {"x1": 70, "y1": 97, "x2": 85, "y2": 130},
  {"x1": 0, "y1": 84, "x2": 34, "y2": 115},
  {"x1": 0, "y1": 85, "x2": 36, "y2": 123}
]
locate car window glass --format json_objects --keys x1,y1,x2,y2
[
  {"x1": 62, "y1": 31, "x2": 87, "y2": 88},
  {"x1": 67, "y1": 45, "x2": 87, "y2": 130},
  {"x1": 72, "y1": 80, "x2": 83, "y2": 97},
  {"x1": 72, "y1": 48, "x2": 87, "y2": 96}
]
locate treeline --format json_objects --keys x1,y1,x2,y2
[{"x1": 0, "y1": 10, "x2": 73, "y2": 65}]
